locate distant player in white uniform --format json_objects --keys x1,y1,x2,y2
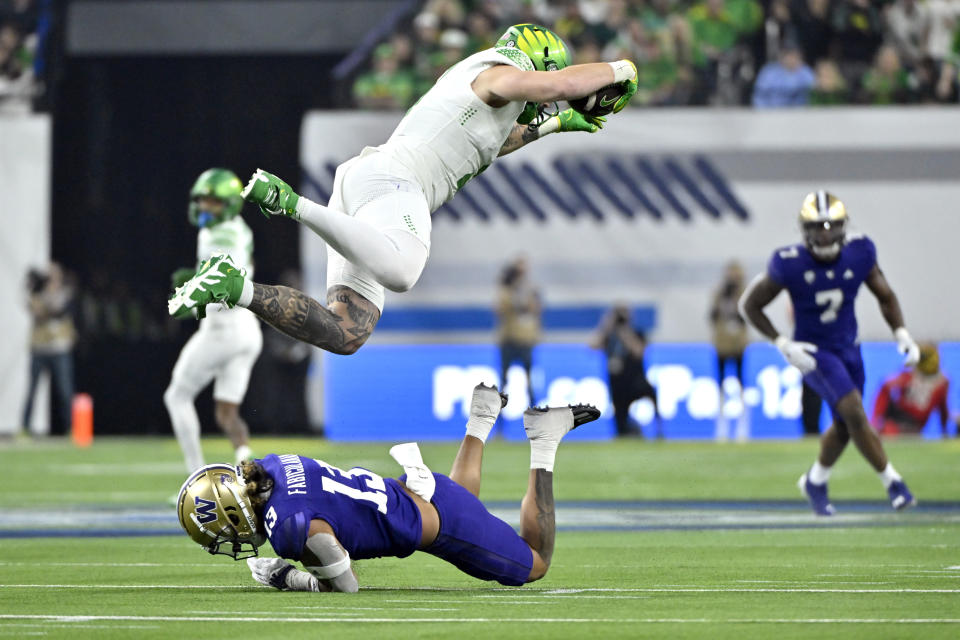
[
  {"x1": 168, "y1": 24, "x2": 639, "y2": 356},
  {"x1": 164, "y1": 169, "x2": 263, "y2": 471}
]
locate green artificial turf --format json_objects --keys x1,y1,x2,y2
[{"x1": 1, "y1": 436, "x2": 957, "y2": 639}]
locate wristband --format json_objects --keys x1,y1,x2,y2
[
  {"x1": 285, "y1": 568, "x2": 321, "y2": 592},
  {"x1": 535, "y1": 116, "x2": 560, "y2": 137},
  {"x1": 774, "y1": 335, "x2": 789, "y2": 350},
  {"x1": 269, "y1": 563, "x2": 295, "y2": 590},
  {"x1": 894, "y1": 327, "x2": 911, "y2": 343},
  {"x1": 608, "y1": 60, "x2": 636, "y2": 83}
]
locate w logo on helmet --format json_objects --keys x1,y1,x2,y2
[{"x1": 194, "y1": 497, "x2": 218, "y2": 524}]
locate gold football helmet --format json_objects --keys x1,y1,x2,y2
[
  {"x1": 917, "y1": 343, "x2": 940, "y2": 375},
  {"x1": 176, "y1": 463, "x2": 263, "y2": 560},
  {"x1": 799, "y1": 190, "x2": 847, "y2": 261}
]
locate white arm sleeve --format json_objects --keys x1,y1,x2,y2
[{"x1": 304, "y1": 532, "x2": 359, "y2": 593}]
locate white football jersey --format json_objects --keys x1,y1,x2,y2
[
  {"x1": 196, "y1": 216, "x2": 256, "y2": 327},
  {"x1": 376, "y1": 47, "x2": 532, "y2": 212}
]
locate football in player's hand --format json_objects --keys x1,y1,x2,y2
[{"x1": 568, "y1": 83, "x2": 627, "y2": 117}]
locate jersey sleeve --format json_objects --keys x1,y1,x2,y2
[
  {"x1": 492, "y1": 47, "x2": 534, "y2": 72},
  {"x1": 860, "y1": 235, "x2": 877, "y2": 271},
  {"x1": 269, "y1": 511, "x2": 310, "y2": 561},
  {"x1": 766, "y1": 251, "x2": 787, "y2": 286}
]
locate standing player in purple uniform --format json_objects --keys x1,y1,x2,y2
[
  {"x1": 739, "y1": 191, "x2": 921, "y2": 516},
  {"x1": 175, "y1": 384, "x2": 599, "y2": 591}
]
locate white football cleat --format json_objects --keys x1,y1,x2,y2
[
  {"x1": 469, "y1": 382, "x2": 508, "y2": 422},
  {"x1": 523, "y1": 404, "x2": 600, "y2": 443}
]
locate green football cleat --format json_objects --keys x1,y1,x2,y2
[
  {"x1": 241, "y1": 168, "x2": 300, "y2": 219},
  {"x1": 167, "y1": 253, "x2": 246, "y2": 319}
]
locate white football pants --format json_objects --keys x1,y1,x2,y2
[
  {"x1": 297, "y1": 150, "x2": 431, "y2": 311},
  {"x1": 164, "y1": 312, "x2": 262, "y2": 472}
]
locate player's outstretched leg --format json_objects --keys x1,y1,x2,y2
[
  {"x1": 214, "y1": 401, "x2": 252, "y2": 466},
  {"x1": 521, "y1": 404, "x2": 600, "y2": 581},
  {"x1": 163, "y1": 382, "x2": 204, "y2": 473},
  {"x1": 834, "y1": 392, "x2": 916, "y2": 511},
  {"x1": 449, "y1": 383, "x2": 508, "y2": 497},
  {"x1": 168, "y1": 251, "x2": 380, "y2": 355},
  {"x1": 797, "y1": 419, "x2": 847, "y2": 516},
  {"x1": 242, "y1": 168, "x2": 429, "y2": 294}
]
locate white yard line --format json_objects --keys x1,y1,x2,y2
[
  {"x1": 3, "y1": 584, "x2": 960, "y2": 593},
  {"x1": 0, "y1": 614, "x2": 958, "y2": 624}
]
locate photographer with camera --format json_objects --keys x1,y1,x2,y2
[
  {"x1": 21, "y1": 262, "x2": 77, "y2": 436},
  {"x1": 591, "y1": 303, "x2": 662, "y2": 438},
  {"x1": 495, "y1": 256, "x2": 541, "y2": 408}
]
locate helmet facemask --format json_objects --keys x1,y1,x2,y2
[
  {"x1": 190, "y1": 196, "x2": 228, "y2": 229},
  {"x1": 187, "y1": 168, "x2": 245, "y2": 228},
  {"x1": 802, "y1": 219, "x2": 845, "y2": 261},
  {"x1": 519, "y1": 100, "x2": 561, "y2": 127},
  {"x1": 177, "y1": 464, "x2": 263, "y2": 561}
]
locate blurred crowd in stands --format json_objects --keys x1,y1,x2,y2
[
  {"x1": 0, "y1": 0, "x2": 48, "y2": 113},
  {"x1": 350, "y1": 0, "x2": 960, "y2": 109}
]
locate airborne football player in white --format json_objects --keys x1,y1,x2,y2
[{"x1": 168, "y1": 24, "x2": 638, "y2": 356}]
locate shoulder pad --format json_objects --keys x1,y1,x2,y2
[{"x1": 494, "y1": 47, "x2": 534, "y2": 72}]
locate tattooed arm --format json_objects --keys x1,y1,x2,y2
[
  {"x1": 497, "y1": 123, "x2": 541, "y2": 157},
  {"x1": 246, "y1": 284, "x2": 380, "y2": 355}
]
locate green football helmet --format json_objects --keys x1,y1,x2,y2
[
  {"x1": 495, "y1": 24, "x2": 571, "y2": 125},
  {"x1": 495, "y1": 24, "x2": 571, "y2": 73},
  {"x1": 188, "y1": 168, "x2": 245, "y2": 228},
  {"x1": 176, "y1": 463, "x2": 264, "y2": 560}
]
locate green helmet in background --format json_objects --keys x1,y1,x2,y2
[
  {"x1": 495, "y1": 24, "x2": 571, "y2": 73},
  {"x1": 188, "y1": 168, "x2": 244, "y2": 228}
]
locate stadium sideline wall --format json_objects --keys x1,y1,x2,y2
[{"x1": 1, "y1": 115, "x2": 51, "y2": 434}]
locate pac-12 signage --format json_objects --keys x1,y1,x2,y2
[{"x1": 323, "y1": 343, "x2": 959, "y2": 440}]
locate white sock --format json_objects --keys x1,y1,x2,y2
[
  {"x1": 296, "y1": 197, "x2": 428, "y2": 292},
  {"x1": 234, "y1": 444, "x2": 252, "y2": 465},
  {"x1": 878, "y1": 463, "x2": 902, "y2": 489},
  {"x1": 465, "y1": 416, "x2": 496, "y2": 444},
  {"x1": 163, "y1": 385, "x2": 204, "y2": 472},
  {"x1": 236, "y1": 279, "x2": 254, "y2": 307},
  {"x1": 808, "y1": 460, "x2": 831, "y2": 485},
  {"x1": 530, "y1": 440, "x2": 559, "y2": 473}
]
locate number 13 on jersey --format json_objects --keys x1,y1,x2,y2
[{"x1": 315, "y1": 460, "x2": 389, "y2": 514}]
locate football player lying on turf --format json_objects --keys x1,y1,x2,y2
[
  {"x1": 168, "y1": 24, "x2": 638, "y2": 357},
  {"x1": 739, "y1": 191, "x2": 919, "y2": 516},
  {"x1": 176, "y1": 383, "x2": 599, "y2": 591}
]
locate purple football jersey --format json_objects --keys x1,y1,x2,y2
[
  {"x1": 767, "y1": 235, "x2": 877, "y2": 349},
  {"x1": 257, "y1": 454, "x2": 422, "y2": 561}
]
